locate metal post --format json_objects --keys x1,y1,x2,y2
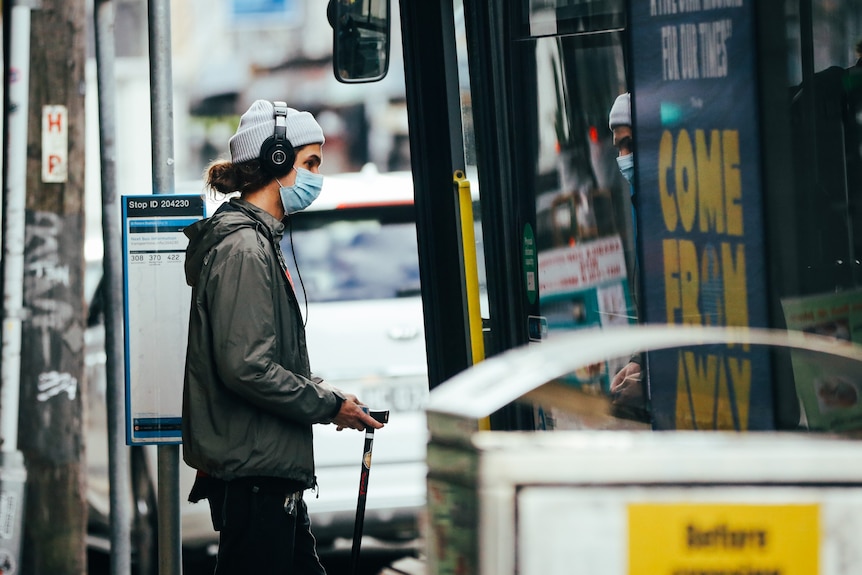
[
  {"x1": 0, "y1": 1, "x2": 36, "y2": 570},
  {"x1": 149, "y1": 0, "x2": 176, "y2": 197},
  {"x1": 93, "y1": 1, "x2": 133, "y2": 573},
  {"x1": 147, "y1": 0, "x2": 182, "y2": 573},
  {"x1": 157, "y1": 446, "x2": 181, "y2": 575},
  {"x1": 3, "y1": 0, "x2": 31, "y2": 460}
]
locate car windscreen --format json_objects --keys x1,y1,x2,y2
[{"x1": 282, "y1": 203, "x2": 420, "y2": 303}]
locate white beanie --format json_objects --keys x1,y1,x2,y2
[
  {"x1": 229, "y1": 100, "x2": 325, "y2": 164},
  {"x1": 608, "y1": 92, "x2": 631, "y2": 131}
]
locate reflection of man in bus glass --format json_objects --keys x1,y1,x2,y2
[
  {"x1": 609, "y1": 92, "x2": 634, "y2": 184},
  {"x1": 608, "y1": 92, "x2": 648, "y2": 421},
  {"x1": 609, "y1": 92, "x2": 637, "y2": 252},
  {"x1": 610, "y1": 93, "x2": 634, "y2": 181}
]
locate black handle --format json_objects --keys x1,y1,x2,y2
[{"x1": 367, "y1": 409, "x2": 389, "y2": 425}]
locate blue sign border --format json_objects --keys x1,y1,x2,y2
[{"x1": 122, "y1": 195, "x2": 204, "y2": 445}]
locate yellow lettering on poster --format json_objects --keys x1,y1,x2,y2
[
  {"x1": 663, "y1": 239, "x2": 702, "y2": 325},
  {"x1": 660, "y1": 130, "x2": 679, "y2": 232},
  {"x1": 723, "y1": 129, "x2": 743, "y2": 236},
  {"x1": 675, "y1": 351, "x2": 751, "y2": 430},
  {"x1": 722, "y1": 242, "x2": 749, "y2": 349},
  {"x1": 658, "y1": 128, "x2": 753, "y2": 429},
  {"x1": 675, "y1": 350, "x2": 716, "y2": 429},
  {"x1": 696, "y1": 129, "x2": 724, "y2": 234},
  {"x1": 658, "y1": 129, "x2": 742, "y2": 237},
  {"x1": 699, "y1": 245, "x2": 723, "y2": 326},
  {"x1": 726, "y1": 356, "x2": 751, "y2": 427},
  {"x1": 629, "y1": 503, "x2": 819, "y2": 575},
  {"x1": 678, "y1": 240, "x2": 701, "y2": 325},
  {"x1": 664, "y1": 239, "x2": 682, "y2": 323},
  {"x1": 675, "y1": 130, "x2": 697, "y2": 232},
  {"x1": 675, "y1": 356, "x2": 691, "y2": 428}
]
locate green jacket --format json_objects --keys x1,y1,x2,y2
[{"x1": 182, "y1": 198, "x2": 344, "y2": 486}]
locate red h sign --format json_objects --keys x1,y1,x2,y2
[{"x1": 42, "y1": 105, "x2": 68, "y2": 183}]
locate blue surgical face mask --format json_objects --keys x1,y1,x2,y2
[
  {"x1": 617, "y1": 154, "x2": 634, "y2": 187},
  {"x1": 278, "y1": 167, "x2": 323, "y2": 214}
]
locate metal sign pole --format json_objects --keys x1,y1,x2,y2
[
  {"x1": 93, "y1": 1, "x2": 133, "y2": 573},
  {"x1": 147, "y1": 0, "x2": 181, "y2": 573},
  {"x1": 0, "y1": 2, "x2": 37, "y2": 571}
]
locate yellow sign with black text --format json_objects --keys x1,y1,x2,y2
[{"x1": 629, "y1": 503, "x2": 819, "y2": 575}]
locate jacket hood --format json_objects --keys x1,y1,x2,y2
[{"x1": 184, "y1": 198, "x2": 285, "y2": 287}]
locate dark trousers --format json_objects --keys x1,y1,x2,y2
[{"x1": 210, "y1": 479, "x2": 326, "y2": 575}]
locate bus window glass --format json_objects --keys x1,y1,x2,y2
[
  {"x1": 454, "y1": 0, "x2": 490, "y2": 319},
  {"x1": 522, "y1": 0, "x2": 625, "y2": 39},
  {"x1": 516, "y1": 29, "x2": 635, "y2": 401},
  {"x1": 782, "y1": 0, "x2": 862, "y2": 297},
  {"x1": 529, "y1": 34, "x2": 630, "y2": 259}
]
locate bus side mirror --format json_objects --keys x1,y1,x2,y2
[{"x1": 328, "y1": 0, "x2": 391, "y2": 83}]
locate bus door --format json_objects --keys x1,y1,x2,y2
[
  {"x1": 331, "y1": 0, "x2": 639, "y2": 429},
  {"x1": 399, "y1": 0, "x2": 640, "y2": 429},
  {"x1": 461, "y1": 1, "x2": 639, "y2": 427},
  {"x1": 508, "y1": 3, "x2": 636, "y2": 405}
]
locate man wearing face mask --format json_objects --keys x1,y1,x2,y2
[
  {"x1": 182, "y1": 99, "x2": 383, "y2": 574},
  {"x1": 609, "y1": 92, "x2": 635, "y2": 218},
  {"x1": 607, "y1": 92, "x2": 649, "y2": 422}
]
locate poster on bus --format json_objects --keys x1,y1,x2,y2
[
  {"x1": 781, "y1": 289, "x2": 862, "y2": 431},
  {"x1": 631, "y1": 1, "x2": 774, "y2": 430},
  {"x1": 539, "y1": 235, "x2": 636, "y2": 392},
  {"x1": 122, "y1": 195, "x2": 204, "y2": 444}
]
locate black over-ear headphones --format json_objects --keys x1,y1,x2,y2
[{"x1": 259, "y1": 101, "x2": 295, "y2": 176}]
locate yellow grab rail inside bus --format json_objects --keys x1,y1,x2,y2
[{"x1": 454, "y1": 170, "x2": 489, "y2": 430}]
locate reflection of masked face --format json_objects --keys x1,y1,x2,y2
[{"x1": 616, "y1": 154, "x2": 634, "y2": 187}]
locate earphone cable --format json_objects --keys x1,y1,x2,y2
[{"x1": 286, "y1": 215, "x2": 309, "y2": 328}]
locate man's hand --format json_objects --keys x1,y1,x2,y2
[
  {"x1": 332, "y1": 394, "x2": 385, "y2": 431},
  {"x1": 610, "y1": 361, "x2": 643, "y2": 406}
]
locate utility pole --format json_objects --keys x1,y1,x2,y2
[{"x1": 12, "y1": 0, "x2": 88, "y2": 572}]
